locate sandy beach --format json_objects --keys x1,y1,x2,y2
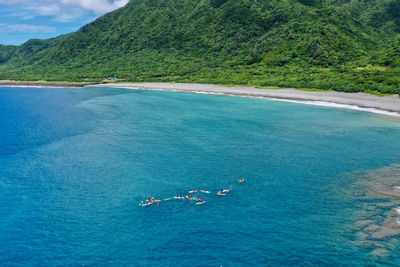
[
  {"x1": 93, "y1": 83, "x2": 400, "y2": 117},
  {"x1": 0, "y1": 81, "x2": 94, "y2": 88}
]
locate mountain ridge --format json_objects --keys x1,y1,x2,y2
[{"x1": 0, "y1": 0, "x2": 399, "y2": 94}]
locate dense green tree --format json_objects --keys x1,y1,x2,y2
[
  {"x1": 0, "y1": 0, "x2": 400, "y2": 94},
  {"x1": 297, "y1": 0, "x2": 322, "y2": 6}
]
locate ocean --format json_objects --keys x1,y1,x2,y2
[{"x1": 1, "y1": 86, "x2": 400, "y2": 266}]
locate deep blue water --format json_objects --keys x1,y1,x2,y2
[{"x1": 1, "y1": 86, "x2": 400, "y2": 266}]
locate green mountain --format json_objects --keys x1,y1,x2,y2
[{"x1": 1, "y1": 0, "x2": 400, "y2": 94}]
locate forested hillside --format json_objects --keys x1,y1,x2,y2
[
  {"x1": 0, "y1": 0, "x2": 400, "y2": 94},
  {"x1": 0, "y1": 45, "x2": 16, "y2": 65}
]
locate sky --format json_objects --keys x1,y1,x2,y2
[{"x1": 0, "y1": 0, "x2": 129, "y2": 45}]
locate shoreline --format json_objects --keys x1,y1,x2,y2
[
  {"x1": 92, "y1": 83, "x2": 400, "y2": 117},
  {"x1": 0, "y1": 81, "x2": 95, "y2": 88},
  {"x1": 2, "y1": 81, "x2": 400, "y2": 117}
]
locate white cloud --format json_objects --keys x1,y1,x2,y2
[
  {"x1": 0, "y1": 0, "x2": 31, "y2": 3},
  {"x1": 26, "y1": 5, "x2": 61, "y2": 16},
  {"x1": 0, "y1": 0, "x2": 128, "y2": 44},
  {"x1": 0, "y1": 0, "x2": 129, "y2": 20},
  {"x1": 22, "y1": 4, "x2": 86, "y2": 22},
  {"x1": 61, "y1": 0, "x2": 129, "y2": 14},
  {"x1": 0, "y1": 23, "x2": 55, "y2": 33},
  {"x1": 54, "y1": 7, "x2": 88, "y2": 22}
]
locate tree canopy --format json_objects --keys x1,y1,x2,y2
[{"x1": 0, "y1": 0, "x2": 399, "y2": 94}]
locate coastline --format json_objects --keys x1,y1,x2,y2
[
  {"x1": 0, "y1": 81, "x2": 95, "y2": 88},
  {"x1": 92, "y1": 83, "x2": 400, "y2": 117},
  {"x1": 2, "y1": 81, "x2": 399, "y2": 117}
]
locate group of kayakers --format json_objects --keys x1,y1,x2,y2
[{"x1": 139, "y1": 178, "x2": 245, "y2": 207}]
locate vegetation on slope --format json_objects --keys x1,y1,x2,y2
[
  {"x1": 0, "y1": 45, "x2": 17, "y2": 64},
  {"x1": 0, "y1": 0, "x2": 399, "y2": 94}
]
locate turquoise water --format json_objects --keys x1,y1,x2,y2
[{"x1": 1, "y1": 86, "x2": 400, "y2": 265}]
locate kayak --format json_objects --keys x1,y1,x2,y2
[
  {"x1": 238, "y1": 179, "x2": 245, "y2": 183},
  {"x1": 163, "y1": 198, "x2": 173, "y2": 201},
  {"x1": 188, "y1": 190, "x2": 198, "y2": 193},
  {"x1": 140, "y1": 202, "x2": 153, "y2": 207},
  {"x1": 217, "y1": 192, "x2": 226, "y2": 196},
  {"x1": 173, "y1": 196, "x2": 185, "y2": 199},
  {"x1": 186, "y1": 195, "x2": 192, "y2": 200},
  {"x1": 196, "y1": 201, "x2": 206, "y2": 205},
  {"x1": 200, "y1": 190, "x2": 210, "y2": 194},
  {"x1": 222, "y1": 189, "x2": 231, "y2": 193},
  {"x1": 151, "y1": 199, "x2": 161, "y2": 203}
]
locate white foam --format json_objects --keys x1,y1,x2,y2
[
  {"x1": 263, "y1": 98, "x2": 400, "y2": 117},
  {"x1": 2, "y1": 85, "x2": 45, "y2": 88},
  {"x1": 393, "y1": 186, "x2": 400, "y2": 190},
  {"x1": 1, "y1": 85, "x2": 77, "y2": 89},
  {"x1": 394, "y1": 207, "x2": 400, "y2": 215},
  {"x1": 107, "y1": 86, "x2": 400, "y2": 117},
  {"x1": 174, "y1": 90, "x2": 400, "y2": 117}
]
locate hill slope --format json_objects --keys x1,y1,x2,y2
[{"x1": 0, "y1": 0, "x2": 399, "y2": 94}]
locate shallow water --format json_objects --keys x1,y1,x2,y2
[{"x1": 1, "y1": 86, "x2": 400, "y2": 265}]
